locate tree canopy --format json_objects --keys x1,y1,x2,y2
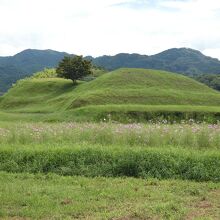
[
  {"x1": 194, "y1": 74, "x2": 220, "y2": 91},
  {"x1": 56, "y1": 56, "x2": 92, "y2": 83}
]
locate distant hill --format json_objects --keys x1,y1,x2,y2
[
  {"x1": 0, "y1": 49, "x2": 68, "y2": 95},
  {"x1": 92, "y1": 48, "x2": 220, "y2": 75},
  {"x1": 1, "y1": 48, "x2": 220, "y2": 94}
]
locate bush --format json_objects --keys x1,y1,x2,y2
[
  {"x1": 31, "y1": 68, "x2": 57, "y2": 78},
  {"x1": 0, "y1": 147, "x2": 220, "y2": 181}
]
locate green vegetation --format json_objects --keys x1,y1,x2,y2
[
  {"x1": 2, "y1": 145, "x2": 220, "y2": 181},
  {"x1": 1, "y1": 172, "x2": 220, "y2": 219},
  {"x1": 93, "y1": 48, "x2": 220, "y2": 75},
  {"x1": 31, "y1": 68, "x2": 57, "y2": 79},
  {"x1": 1, "y1": 67, "x2": 220, "y2": 219},
  {"x1": 1, "y1": 47, "x2": 220, "y2": 95},
  {"x1": 0, "y1": 122, "x2": 220, "y2": 181},
  {"x1": 194, "y1": 73, "x2": 220, "y2": 91},
  {"x1": 1, "y1": 104, "x2": 220, "y2": 123},
  {"x1": 0, "y1": 49, "x2": 68, "y2": 95},
  {"x1": 0, "y1": 122, "x2": 220, "y2": 149},
  {"x1": 0, "y1": 121, "x2": 220, "y2": 218},
  {"x1": 56, "y1": 56, "x2": 92, "y2": 83},
  {"x1": 1, "y1": 68, "x2": 220, "y2": 123}
]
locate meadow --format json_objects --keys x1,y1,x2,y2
[
  {"x1": 1, "y1": 121, "x2": 220, "y2": 182},
  {"x1": 1, "y1": 172, "x2": 220, "y2": 219},
  {"x1": 1, "y1": 121, "x2": 220, "y2": 149},
  {"x1": 1, "y1": 68, "x2": 220, "y2": 219},
  {"x1": 1, "y1": 121, "x2": 220, "y2": 219}
]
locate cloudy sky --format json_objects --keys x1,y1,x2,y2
[{"x1": 0, "y1": 0, "x2": 220, "y2": 58}]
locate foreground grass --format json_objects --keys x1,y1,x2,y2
[
  {"x1": 1, "y1": 145, "x2": 220, "y2": 181},
  {"x1": 0, "y1": 172, "x2": 220, "y2": 219},
  {"x1": 0, "y1": 122, "x2": 220, "y2": 181}
]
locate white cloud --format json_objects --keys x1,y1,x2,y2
[{"x1": 0, "y1": 0, "x2": 220, "y2": 59}]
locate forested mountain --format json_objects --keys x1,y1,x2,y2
[
  {"x1": 92, "y1": 48, "x2": 220, "y2": 75},
  {"x1": 1, "y1": 48, "x2": 220, "y2": 95},
  {"x1": 0, "y1": 49, "x2": 68, "y2": 95}
]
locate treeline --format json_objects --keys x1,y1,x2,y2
[{"x1": 193, "y1": 74, "x2": 220, "y2": 91}]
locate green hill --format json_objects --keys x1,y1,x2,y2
[
  {"x1": 68, "y1": 68, "x2": 220, "y2": 108},
  {"x1": 1, "y1": 68, "x2": 220, "y2": 122}
]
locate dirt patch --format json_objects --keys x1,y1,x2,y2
[
  {"x1": 113, "y1": 216, "x2": 158, "y2": 220},
  {"x1": 7, "y1": 218, "x2": 30, "y2": 220},
  {"x1": 186, "y1": 200, "x2": 213, "y2": 220},
  {"x1": 113, "y1": 217, "x2": 133, "y2": 220},
  {"x1": 196, "y1": 201, "x2": 212, "y2": 209},
  {"x1": 60, "y1": 198, "x2": 73, "y2": 205},
  {"x1": 185, "y1": 189, "x2": 220, "y2": 220}
]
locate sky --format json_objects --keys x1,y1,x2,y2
[{"x1": 0, "y1": 0, "x2": 220, "y2": 59}]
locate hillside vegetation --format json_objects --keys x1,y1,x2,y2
[
  {"x1": 194, "y1": 73, "x2": 220, "y2": 91},
  {"x1": 1, "y1": 68, "x2": 220, "y2": 122},
  {"x1": 92, "y1": 48, "x2": 220, "y2": 74}
]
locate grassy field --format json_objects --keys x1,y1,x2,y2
[
  {"x1": 1, "y1": 104, "x2": 220, "y2": 123},
  {"x1": 1, "y1": 68, "x2": 220, "y2": 219},
  {"x1": 0, "y1": 121, "x2": 219, "y2": 219},
  {"x1": 0, "y1": 122, "x2": 220, "y2": 149},
  {"x1": 0, "y1": 122, "x2": 220, "y2": 181},
  {"x1": 1, "y1": 172, "x2": 220, "y2": 219}
]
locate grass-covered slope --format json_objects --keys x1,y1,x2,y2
[
  {"x1": 0, "y1": 78, "x2": 74, "y2": 112},
  {"x1": 1, "y1": 68, "x2": 220, "y2": 122},
  {"x1": 68, "y1": 68, "x2": 220, "y2": 108}
]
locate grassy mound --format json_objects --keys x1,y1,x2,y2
[
  {"x1": 1, "y1": 68, "x2": 220, "y2": 121},
  {"x1": 69, "y1": 68, "x2": 220, "y2": 108}
]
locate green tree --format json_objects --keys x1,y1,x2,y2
[{"x1": 56, "y1": 56, "x2": 92, "y2": 83}]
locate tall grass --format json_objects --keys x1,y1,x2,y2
[
  {"x1": 0, "y1": 146, "x2": 220, "y2": 181},
  {"x1": 1, "y1": 122, "x2": 220, "y2": 181},
  {"x1": 0, "y1": 122, "x2": 220, "y2": 149}
]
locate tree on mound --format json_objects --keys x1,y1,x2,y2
[{"x1": 56, "y1": 56, "x2": 92, "y2": 84}]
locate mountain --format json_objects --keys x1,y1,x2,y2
[
  {"x1": 150, "y1": 48, "x2": 220, "y2": 75},
  {"x1": 0, "y1": 49, "x2": 68, "y2": 95},
  {"x1": 1, "y1": 48, "x2": 220, "y2": 95},
  {"x1": 92, "y1": 48, "x2": 220, "y2": 75}
]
